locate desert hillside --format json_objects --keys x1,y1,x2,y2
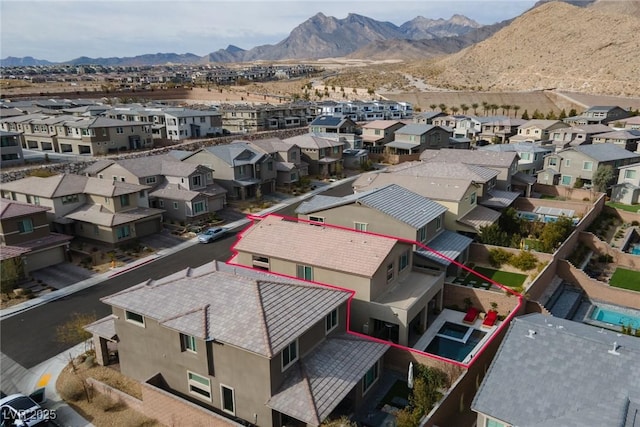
[{"x1": 406, "y1": 2, "x2": 640, "y2": 96}]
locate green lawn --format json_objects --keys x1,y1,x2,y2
[
  {"x1": 524, "y1": 238, "x2": 545, "y2": 252},
  {"x1": 606, "y1": 201, "x2": 640, "y2": 213},
  {"x1": 609, "y1": 267, "x2": 640, "y2": 292},
  {"x1": 471, "y1": 267, "x2": 527, "y2": 288}
]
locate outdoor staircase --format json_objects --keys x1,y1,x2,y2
[{"x1": 545, "y1": 281, "x2": 584, "y2": 320}]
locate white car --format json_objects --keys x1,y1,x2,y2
[
  {"x1": 196, "y1": 227, "x2": 227, "y2": 243},
  {"x1": 0, "y1": 394, "x2": 53, "y2": 427}
]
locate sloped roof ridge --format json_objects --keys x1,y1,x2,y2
[
  {"x1": 160, "y1": 304, "x2": 206, "y2": 324},
  {"x1": 299, "y1": 363, "x2": 321, "y2": 426},
  {"x1": 254, "y1": 280, "x2": 274, "y2": 358}
]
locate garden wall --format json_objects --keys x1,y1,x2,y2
[
  {"x1": 443, "y1": 284, "x2": 520, "y2": 317},
  {"x1": 556, "y1": 260, "x2": 640, "y2": 310},
  {"x1": 86, "y1": 377, "x2": 143, "y2": 412},
  {"x1": 606, "y1": 206, "x2": 640, "y2": 223},
  {"x1": 532, "y1": 183, "x2": 602, "y2": 202},
  {"x1": 578, "y1": 232, "x2": 640, "y2": 270},
  {"x1": 513, "y1": 197, "x2": 593, "y2": 218},
  {"x1": 469, "y1": 243, "x2": 553, "y2": 266}
]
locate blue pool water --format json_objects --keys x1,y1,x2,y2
[
  {"x1": 631, "y1": 244, "x2": 640, "y2": 255},
  {"x1": 591, "y1": 307, "x2": 640, "y2": 328},
  {"x1": 436, "y1": 322, "x2": 469, "y2": 340},
  {"x1": 425, "y1": 329, "x2": 486, "y2": 362}
]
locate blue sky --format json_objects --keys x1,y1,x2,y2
[{"x1": 0, "y1": 0, "x2": 538, "y2": 62}]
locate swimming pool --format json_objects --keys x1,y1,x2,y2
[
  {"x1": 590, "y1": 306, "x2": 640, "y2": 328},
  {"x1": 425, "y1": 323, "x2": 486, "y2": 362},
  {"x1": 631, "y1": 244, "x2": 640, "y2": 256}
]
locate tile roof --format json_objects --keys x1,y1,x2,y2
[
  {"x1": 234, "y1": 215, "x2": 399, "y2": 278},
  {"x1": 512, "y1": 172, "x2": 538, "y2": 185},
  {"x1": 471, "y1": 314, "x2": 640, "y2": 427},
  {"x1": 150, "y1": 182, "x2": 226, "y2": 201},
  {"x1": 518, "y1": 119, "x2": 567, "y2": 130},
  {"x1": 0, "y1": 245, "x2": 31, "y2": 261},
  {"x1": 17, "y1": 232, "x2": 73, "y2": 251},
  {"x1": 478, "y1": 142, "x2": 553, "y2": 154},
  {"x1": 0, "y1": 199, "x2": 50, "y2": 219},
  {"x1": 395, "y1": 124, "x2": 436, "y2": 135},
  {"x1": 247, "y1": 138, "x2": 293, "y2": 154},
  {"x1": 1, "y1": 174, "x2": 87, "y2": 198},
  {"x1": 199, "y1": 141, "x2": 264, "y2": 166},
  {"x1": 65, "y1": 205, "x2": 163, "y2": 226},
  {"x1": 267, "y1": 334, "x2": 389, "y2": 426},
  {"x1": 353, "y1": 172, "x2": 473, "y2": 202},
  {"x1": 567, "y1": 143, "x2": 640, "y2": 162},
  {"x1": 112, "y1": 155, "x2": 180, "y2": 178},
  {"x1": 480, "y1": 189, "x2": 520, "y2": 208},
  {"x1": 83, "y1": 177, "x2": 150, "y2": 197},
  {"x1": 385, "y1": 140, "x2": 418, "y2": 150},
  {"x1": 101, "y1": 261, "x2": 350, "y2": 357},
  {"x1": 593, "y1": 130, "x2": 640, "y2": 140},
  {"x1": 415, "y1": 230, "x2": 473, "y2": 266},
  {"x1": 362, "y1": 120, "x2": 404, "y2": 130},
  {"x1": 420, "y1": 148, "x2": 518, "y2": 168},
  {"x1": 81, "y1": 160, "x2": 115, "y2": 175},
  {"x1": 457, "y1": 205, "x2": 501, "y2": 230},
  {"x1": 296, "y1": 184, "x2": 447, "y2": 228},
  {"x1": 389, "y1": 161, "x2": 499, "y2": 182},
  {"x1": 84, "y1": 315, "x2": 118, "y2": 341},
  {"x1": 284, "y1": 134, "x2": 344, "y2": 149}
]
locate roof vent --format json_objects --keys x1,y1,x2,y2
[
  {"x1": 526, "y1": 329, "x2": 536, "y2": 339},
  {"x1": 608, "y1": 341, "x2": 620, "y2": 356}
]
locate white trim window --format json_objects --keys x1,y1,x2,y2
[
  {"x1": 354, "y1": 222, "x2": 368, "y2": 232},
  {"x1": 386, "y1": 262, "x2": 394, "y2": 284},
  {"x1": 399, "y1": 250, "x2": 410, "y2": 272},
  {"x1": 582, "y1": 161, "x2": 593, "y2": 171},
  {"x1": 309, "y1": 216, "x2": 324, "y2": 224},
  {"x1": 485, "y1": 417, "x2": 508, "y2": 427},
  {"x1": 220, "y1": 384, "x2": 235, "y2": 415},
  {"x1": 125, "y1": 310, "x2": 145, "y2": 327},
  {"x1": 281, "y1": 340, "x2": 298, "y2": 371},
  {"x1": 187, "y1": 371, "x2": 211, "y2": 401},
  {"x1": 362, "y1": 360, "x2": 379, "y2": 394},
  {"x1": 296, "y1": 264, "x2": 313, "y2": 281},
  {"x1": 181, "y1": 333, "x2": 197, "y2": 353},
  {"x1": 325, "y1": 308, "x2": 338, "y2": 334}
]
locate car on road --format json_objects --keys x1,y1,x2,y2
[
  {"x1": 197, "y1": 227, "x2": 227, "y2": 243},
  {"x1": 0, "y1": 393, "x2": 53, "y2": 426}
]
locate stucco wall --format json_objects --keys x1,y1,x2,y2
[{"x1": 442, "y1": 284, "x2": 519, "y2": 317}]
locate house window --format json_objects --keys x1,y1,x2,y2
[
  {"x1": 33, "y1": 196, "x2": 40, "y2": 206},
  {"x1": 296, "y1": 265, "x2": 313, "y2": 281},
  {"x1": 470, "y1": 192, "x2": 477, "y2": 205},
  {"x1": 309, "y1": 216, "x2": 324, "y2": 224},
  {"x1": 362, "y1": 360, "x2": 379, "y2": 395},
  {"x1": 173, "y1": 202, "x2": 179, "y2": 210},
  {"x1": 624, "y1": 170, "x2": 637, "y2": 179},
  {"x1": 325, "y1": 308, "x2": 338, "y2": 334},
  {"x1": 181, "y1": 333, "x2": 197, "y2": 353},
  {"x1": 386, "y1": 262, "x2": 394, "y2": 283},
  {"x1": 116, "y1": 225, "x2": 131, "y2": 240},
  {"x1": 290, "y1": 173, "x2": 297, "y2": 181},
  {"x1": 561, "y1": 175, "x2": 572, "y2": 186},
  {"x1": 220, "y1": 385, "x2": 235, "y2": 415},
  {"x1": 158, "y1": 200, "x2": 164, "y2": 208},
  {"x1": 62, "y1": 194, "x2": 79, "y2": 204},
  {"x1": 399, "y1": 250, "x2": 410, "y2": 272},
  {"x1": 435, "y1": 216, "x2": 442, "y2": 230},
  {"x1": 252, "y1": 255, "x2": 270, "y2": 271},
  {"x1": 282, "y1": 340, "x2": 298, "y2": 371},
  {"x1": 145, "y1": 176, "x2": 157, "y2": 184},
  {"x1": 291, "y1": 151, "x2": 297, "y2": 161},
  {"x1": 116, "y1": 127, "x2": 124, "y2": 134},
  {"x1": 125, "y1": 310, "x2": 144, "y2": 326},
  {"x1": 354, "y1": 222, "x2": 368, "y2": 232},
  {"x1": 187, "y1": 371, "x2": 211, "y2": 401},
  {"x1": 520, "y1": 152, "x2": 531, "y2": 160},
  {"x1": 548, "y1": 158, "x2": 557, "y2": 166},
  {"x1": 565, "y1": 159, "x2": 571, "y2": 167},
  {"x1": 485, "y1": 418, "x2": 507, "y2": 427},
  {"x1": 333, "y1": 146, "x2": 339, "y2": 154},
  {"x1": 120, "y1": 194, "x2": 130, "y2": 207},
  {"x1": 17, "y1": 219, "x2": 33, "y2": 234},
  {"x1": 418, "y1": 226, "x2": 427, "y2": 242},
  {"x1": 583, "y1": 161, "x2": 593, "y2": 171},
  {"x1": 268, "y1": 162, "x2": 273, "y2": 171},
  {"x1": 193, "y1": 201, "x2": 205, "y2": 214},
  {"x1": 191, "y1": 175, "x2": 202, "y2": 187}
]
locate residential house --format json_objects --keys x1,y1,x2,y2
[
  {"x1": 472, "y1": 314, "x2": 640, "y2": 427},
  {"x1": 591, "y1": 129, "x2": 640, "y2": 152},
  {"x1": 308, "y1": 116, "x2": 361, "y2": 150},
  {"x1": 361, "y1": 120, "x2": 405, "y2": 149},
  {"x1": 283, "y1": 134, "x2": 344, "y2": 177},
  {"x1": 510, "y1": 120, "x2": 569, "y2": 143},
  {"x1": 315, "y1": 100, "x2": 412, "y2": 121},
  {"x1": 246, "y1": 138, "x2": 309, "y2": 187},
  {"x1": 0, "y1": 199, "x2": 72, "y2": 273},
  {"x1": 412, "y1": 111, "x2": 447, "y2": 125},
  {"x1": 611, "y1": 116, "x2": 640, "y2": 130},
  {"x1": 563, "y1": 105, "x2": 632, "y2": 125},
  {"x1": 420, "y1": 148, "x2": 520, "y2": 192},
  {"x1": 84, "y1": 155, "x2": 227, "y2": 223},
  {"x1": 90, "y1": 260, "x2": 388, "y2": 426},
  {"x1": 231, "y1": 215, "x2": 445, "y2": 347},
  {"x1": 431, "y1": 115, "x2": 468, "y2": 129},
  {"x1": 478, "y1": 118, "x2": 526, "y2": 144},
  {"x1": 0, "y1": 130, "x2": 25, "y2": 167},
  {"x1": 478, "y1": 142, "x2": 553, "y2": 176},
  {"x1": 1, "y1": 174, "x2": 163, "y2": 244},
  {"x1": 452, "y1": 116, "x2": 508, "y2": 141},
  {"x1": 537, "y1": 143, "x2": 640, "y2": 188},
  {"x1": 220, "y1": 103, "x2": 313, "y2": 133},
  {"x1": 548, "y1": 124, "x2": 611, "y2": 152},
  {"x1": 610, "y1": 162, "x2": 640, "y2": 205},
  {"x1": 181, "y1": 141, "x2": 277, "y2": 200},
  {"x1": 384, "y1": 124, "x2": 453, "y2": 162},
  {"x1": 296, "y1": 183, "x2": 472, "y2": 276},
  {"x1": 353, "y1": 172, "x2": 500, "y2": 235},
  {"x1": 162, "y1": 109, "x2": 223, "y2": 140}
]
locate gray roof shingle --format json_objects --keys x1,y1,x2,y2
[
  {"x1": 420, "y1": 148, "x2": 518, "y2": 168},
  {"x1": 568, "y1": 143, "x2": 640, "y2": 162},
  {"x1": 101, "y1": 261, "x2": 350, "y2": 357},
  {"x1": 415, "y1": 230, "x2": 473, "y2": 266},
  {"x1": 472, "y1": 314, "x2": 640, "y2": 427}
]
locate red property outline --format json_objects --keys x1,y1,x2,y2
[{"x1": 227, "y1": 213, "x2": 524, "y2": 369}]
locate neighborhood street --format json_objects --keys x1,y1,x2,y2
[{"x1": 0, "y1": 234, "x2": 236, "y2": 371}]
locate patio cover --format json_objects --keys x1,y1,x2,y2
[
  {"x1": 267, "y1": 335, "x2": 389, "y2": 426},
  {"x1": 457, "y1": 205, "x2": 501, "y2": 230},
  {"x1": 385, "y1": 141, "x2": 419, "y2": 150},
  {"x1": 415, "y1": 230, "x2": 473, "y2": 266},
  {"x1": 513, "y1": 172, "x2": 537, "y2": 185},
  {"x1": 84, "y1": 315, "x2": 118, "y2": 341},
  {"x1": 480, "y1": 189, "x2": 520, "y2": 208}
]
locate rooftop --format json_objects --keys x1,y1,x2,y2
[
  {"x1": 353, "y1": 172, "x2": 474, "y2": 202},
  {"x1": 419, "y1": 148, "x2": 518, "y2": 168},
  {"x1": 0, "y1": 198, "x2": 50, "y2": 219}
]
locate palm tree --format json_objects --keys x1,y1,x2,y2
[
  {"x1": 513, "y1": 105, "x2": 520, "y2": 118},
  {"x1": 438, "y1": 103, "x2": 447, "y2": 113},
  {"x1": 482, "y1": 101, "x2": 489, "y2": 116},
  {"x1": 472, "y1": 103, "x2": 479, "y2": 115},
  {"x1": 490, "y1": 104, "x2": 499, "y2": 115},
  {"x1": 460, "y1": 104, "x2": 469, "y2": 115},
  {"x1": 504, "y1": 104, "x2": 511, "y2": 117},
  {"x1": 430, "y1": 104, "x2": 437, "y2": 111},
  {"x1": 451, "y1": 106, "x2": 460, "y2": 115}
]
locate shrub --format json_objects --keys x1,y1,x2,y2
[
  {"x1": 632, "y1": 220, "x2": 639, "y2": 226},
  {"x1": 92, "y1": 393, "x2": 119, "y2": 412},
  {"x1": 58, "y1": 376, "x2": 86, "y2": 402},
  {"x1": 597, "y1": 254, "x2": 614, "y2": 263},
  {"x1": 488, "y1": 248, "x2": 513, "y2": 268},
  {"x1": 509, "y1": 251, "x2": 538, "y2": 271}
]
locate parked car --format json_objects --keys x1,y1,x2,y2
[
  {"x1": 0, "y1": 393, "x2": 53, "y2": 426},
  {"x1": 197, "y1": 227, "x2": 227, "y2": 243}
]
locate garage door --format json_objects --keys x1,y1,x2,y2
[
  {"x1": 26, "y1": 246, "x2": 66, "y2": 273},
  {"x1": 135, "y1": 219, "x2": 161, "y2": 237}
]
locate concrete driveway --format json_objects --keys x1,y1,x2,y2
[{"x1": 29, "y1": 264, "x2": 94, "y2": 291}]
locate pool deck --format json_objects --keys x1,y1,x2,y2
[{"x1": 412, "y1": 308, "x2": 499, "y2": 364}]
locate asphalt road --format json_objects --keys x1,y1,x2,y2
[{"x1": 0, "y1": 234, "x2": 236, "y2": 370}]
